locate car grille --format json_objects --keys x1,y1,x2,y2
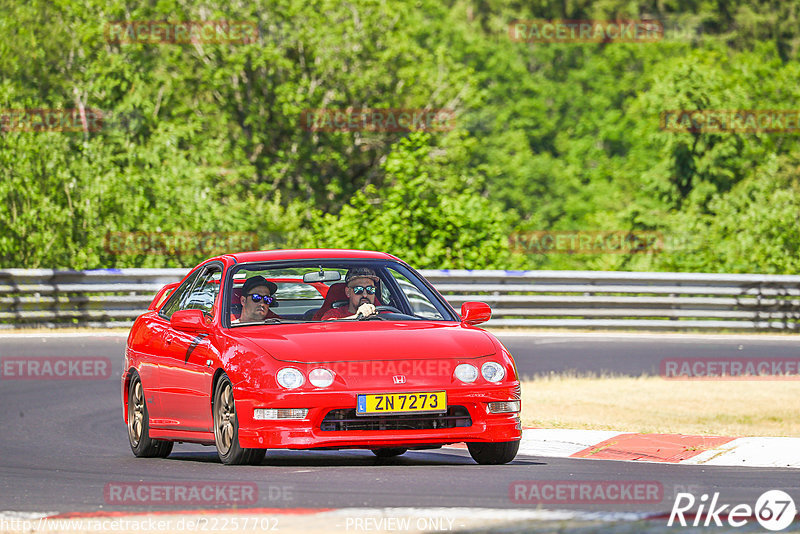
[{"x1": 320, "y1": 406, "x2": 472, "y2": 432}]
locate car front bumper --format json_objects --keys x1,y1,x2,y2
[{"x1": 234, "y1": 385, "x2": 522, "y2": 449}]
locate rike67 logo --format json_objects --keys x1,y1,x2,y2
[{"x1": 669, "y1": 490, "x2": 797, "y2": 531}]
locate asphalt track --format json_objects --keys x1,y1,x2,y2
[{"x1": 0, "y1": 332, "x2": 798, "y2": 523}]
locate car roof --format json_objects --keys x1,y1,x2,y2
[{"x1": 224, "y1": 248, "x2": 402, "y2": 264}]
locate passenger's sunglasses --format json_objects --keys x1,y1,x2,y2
[
  {"x1": 248, "y1": 293, "x2": 275, "y2": 304},
  {"x1": 349, "y1": 285, "x2": 376, "y2": 295}
]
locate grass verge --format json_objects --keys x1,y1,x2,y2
[{"x1": 520, "y1": 373, "x2": 800, "y2": 437}]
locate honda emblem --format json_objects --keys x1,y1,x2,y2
[{"x1": 392, "y1": 375, "x2": 406, "y2": 384}]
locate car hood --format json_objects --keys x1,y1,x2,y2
[{"x1": 234, "y1": 321, "x2": 497, "y2": 362}]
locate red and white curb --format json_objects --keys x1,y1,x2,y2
[{"x1": 515, "y1": 429, "x2": 800, "y2": 468}]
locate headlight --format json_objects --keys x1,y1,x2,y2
[
  {"x1": 454, "y1": 363, "x2": 478, "y2": 383},
  {"x1": 481, "y1": 362, "x2": 505, "y2": 382},
  {"x1": 276, "y1": 367, "x2": 305, "y2": 389},
  {"x1": 308, "y1": 368, "x2": 334, "y2": 388}
]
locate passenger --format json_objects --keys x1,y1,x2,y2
[
  {"x1": 236, "y1": 275, "x2": 280, "y2": 323},
  {"x1": 322, "y1": 267, "x2": 380, "y2": 320}
]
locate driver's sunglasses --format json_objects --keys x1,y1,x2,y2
[
  {"x1": 248, "y1": 293, "x2": 275, "y2": 304},
  {"x1": 349, "y1": 285, "x2": 376, "y2": 295}
]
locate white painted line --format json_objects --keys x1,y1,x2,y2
[
  {"x1": 324, "y1": 507, "x2": 656, "y2": 523},
  {"x1": 491, "y1": 331, "x2": 800, "y2": 342},
  {"x1": 683, "y1": 437, "x2": 800, "y2": 468},
  {"x1": 0, "y1": 511, "x2": 53, "y2": 520},
  {"x1": 0, "y1": 332, "x2": 129, "y2": 339}
]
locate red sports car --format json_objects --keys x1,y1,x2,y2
[{"x1": 122, "y1": 249, "x2": 522, "y2": 465}]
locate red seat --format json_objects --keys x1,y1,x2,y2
[
  {"x1": 231, "y1": 287, "x2": 243, "y2": 319},
  {"x1": 311, "y1": 282, "x2": 382, "y2": 320},
  {"x1": 312, "y1": 283, "x2": 347, "y2": 320}
]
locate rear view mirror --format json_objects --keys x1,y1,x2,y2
[{"x1": 303, "y1": 270, "x2": 342, "y2": 283}]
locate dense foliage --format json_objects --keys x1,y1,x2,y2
[{"x1": 1, "y1": 0, "x2": 798, "y2": 271}]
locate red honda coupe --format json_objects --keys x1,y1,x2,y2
[{"x1": 122, "y1": 249, "x2": 522, "y2": 465}]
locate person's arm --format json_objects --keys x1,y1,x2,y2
[{"x1": 322, "y1": 303, "x2": 376, "y2": 320}]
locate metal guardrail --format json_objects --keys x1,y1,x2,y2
[{"x1": 1, "y1": 268, "x2": 799, "y2": 330}]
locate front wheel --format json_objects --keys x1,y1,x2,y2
[
  {"x1": 213, "y1": 374, "x2": 266, "y2": 465},
  {"x1": 127, "y1": 372, "x2": 173, "y2": 458},
  {"x1": 467, "y1": 440, "x2": 519, "y2": 465}
]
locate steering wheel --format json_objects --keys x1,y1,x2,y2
[{"x1": 375, "y1": 305, "x2": 403, "y2": 314}]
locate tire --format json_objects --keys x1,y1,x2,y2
[
  {"x1": 127, "y1": 372, "x2": 173, "y2": 458},
  {"x1": 466, "y1": 440, "x2": 519, "y2": 465},
  {"x1": 213, "y1": 374, "x2": 266, "y2": 465},
  {"x1": 371, "y1": 447, "x2": 408, "y2": 458}
]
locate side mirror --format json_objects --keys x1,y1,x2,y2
[
  {"x1": 460, "y1": 302, "x2": 491, "y2": 326},
  {"x1": 170, "y1": 309, "x2": 210, "y2": 332}
]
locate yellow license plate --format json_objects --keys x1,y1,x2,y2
[{"x1": 357, "y1": 391, "x2": 446, "y2": 415}]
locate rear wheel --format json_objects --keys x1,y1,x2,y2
[
  {"x1": 127, "y1": 373, "x2": 173, "y2": 458},
  {"x1": 213, "y1": 374, "x2": 266, "y2": 465},
  {"x1": 467, "y1": 440, "x2": 519, "y2": 465},
  {"x1": 371, "y1": 447, "x2": 408, "y2": 458}
]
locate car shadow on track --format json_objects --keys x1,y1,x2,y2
[{"x1": 165, "y1": 449, "x2": 545, "y2": 467}]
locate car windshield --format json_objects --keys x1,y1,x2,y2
[{"x1": 226, "y1": 260, "x2": 456, "y2": 326}]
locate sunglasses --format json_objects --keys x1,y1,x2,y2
[
  {"x1": 248, "y1": 293, "x2": 275, "y2": 304},
  {"x1": 349, "y1": 285, "x2": 376, "y2": 295}
]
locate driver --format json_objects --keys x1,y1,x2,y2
[
  {"x1": 236, "y1": 275, "x2": 280, "y2": 323},
  {"x1": 322, "y1": 267, "x2": 380, "y2": 320}
]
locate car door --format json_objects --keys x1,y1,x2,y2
[
  {"x1": 158, "y1": 264, "x2": 222, "y2": 432},
  {"x1": 142, "y1": 268, "x2": 202, "y2": 425}
]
